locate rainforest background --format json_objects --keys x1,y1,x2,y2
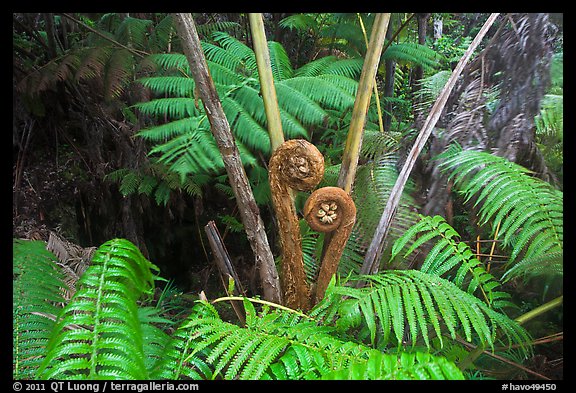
[{"x1": 13, "y1": 13, "x2": 563, "y2": 380}]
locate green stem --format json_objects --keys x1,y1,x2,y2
[
  {"x1": 212, "y1": 296, "x2": 313, "y2": 320},
  {"x1": 514, "y1": 295, "x2": 563, "y2": 326}
]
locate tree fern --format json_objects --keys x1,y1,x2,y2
[
  {"x1": 13, "y1": 240, "x2": 68, "y2": 379},
  {"x1": 437, "y1": 145, "x2": 563, "y2": 267},
  {"x1": 38, "y1": 239, "x2": 159, "y2": 379},
  {"x1": 134, "y1": 32, "x2": 359, "y2": 180},
  {"x1": 311, "y1": 271, "x2": 531, "y2": 355},
  {"x1": 163, "y1": 297, "x2": 464, "y2": 380},
  {"x1": 391, "y1": 214, "x2": 513, "y2": 309}
]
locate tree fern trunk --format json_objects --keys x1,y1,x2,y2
[{"x1": 172, "y1": 13, "x2": 282, "y2": 304}]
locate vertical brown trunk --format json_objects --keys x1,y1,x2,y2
[{"x1": 172, "y1": 13, "x2": 282, "y2": 304}]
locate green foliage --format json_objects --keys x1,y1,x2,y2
[
  {"x1": 311, "y1": 272, "x2": 531, "y2": 355},
  {"x1": 105, "y1": 161, "x2": 207, "y2": 206},
  {"x1": 321, "y1": 350, "x2": 464, "y2": 380},
  {"x1": 437, "y1": 145, "x2": 563, "y2": 273},
  {"x1": 382, "y1": 42, "x2": 443, "y2": 71},
  {"x1": 164, "y1": 298, "x2": 464, "y2": 380},
  {"x1": 391, "y1": 215, "x2": 513, "y2": 309},
  {"x1": 38, "y1": 239, "x2": 160, "y2": 379},
  {"x1": 135, "y1": 31, "x2": 358, "y2": 181},
  {"x1": 13, "y1": 240, "x2": 68, "y2": 379},
  {"x1": 14, "y1": 237, "x2": 472, "y2": 380}
]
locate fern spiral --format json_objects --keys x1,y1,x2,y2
[
  {"x1": 269, "y1": 139, "x2": 324, "y2": 311},
  {"x1": 303, "y1": 186, "x2": 356, "y2": 303}
]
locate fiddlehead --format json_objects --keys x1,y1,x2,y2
[
  {"x1": 269, "y1": 139, "x2": 324, "y2": 311},
  {"x1": 304, "y1": 186, "x2": 356, "y2": 304}
]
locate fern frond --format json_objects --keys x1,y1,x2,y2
[
  {"x1": 321, "y1": 350, "x2": 465, "y2": 380},
  {"x1": 221, "y1": 96, "x2": 271, "y2": 154},
  {"x1": 437, "y1": 146, "x2": 563, "y2": 266},
  {"x1": 13, "y1": 240, "x2": 68, "y2": 379},
  {"x1": 138, "y1": 76, "x2": 195, "y2": 97},
  {"x1": 145, "y1": 53, "x2": 191, "y2": 74},
  {"x1": 279, "y1": 14, "x2": 319, "y2": 34},
  {"x1": 351, "y1": 154, "x2": 421, "y2": 255},
  {"x1": 502, "y1": 251, "x2": 563, "y2": 282},
  {"x1": 211, "y1": 31, "x2": 257, "y2": 74},
  {"x1": 280, "y1": 76, "x2": 356, "y2": 113},
  {"x1": 147, "y1": 14, "x2": 176, "y2": 52},
  {"x1": 391, "y1": 215, "x2": 511, "y2": 308},
  {"x1": 38, "y1": 239, "x2": 159, "y2": 380},
  {"x1": 295, "y1": 56, "x2": 340, "y2": 77},
  {"x1": 383, "y1": 42, "x2": 443, "y2": 71},
  {"x1": 274, "y1": 82, "x2": 328, "y2": 127},
  {"x1": 134, "y1": 98, "x2": 199, "y2": 120},
  {"x1": 172, "y1": 298, "x2": 464, "y2": 380},
  {"x1": 312, "y1": 271, "x2": 531, "y2": 355},
  {"x1": 268, "y1": 41, "x2": 293, "y2": 81},
  {"x1": 75, "y1": 46, "x2": 114, "y2": 82}
]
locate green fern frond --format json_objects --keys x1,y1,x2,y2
[
  {"x1": 221, "y1": 96, "x2": 271, "y2": 154},
  {"x1": 153, "y1": 301, "x2": 216, "y2": 379},
  {"x1": 352, "y1": 154, "x2": 421, "y2": 253},
  {"x1": 383, "y1": 42, "x2": 443, "y2": 71},
  {"x1": 169, "y1": 298, "x2": 464, "y2": 380},
  {"x1": 268, "y1": 41, "x2": 294, "y2": 81},
  {"x1": 312, "y1": 271, "x2": 531, "y2": 355},
  {"x1": 13, "y1": 240, "x2": 68, "y2": 379},
  {"x1": 138, "y1": 76, "x2": 195, "y2": 97},
  {"x1": 145, "y1": 53, "x2": 191, "y2": 74},
  {"x1": 295, "y1": 56, "x2": 340, "y2": 77},
  {"x1": 211, "y1": 31, "x2": 257, "y2": 73},
  {"x1": 321, "y1": 350, "x2": 465, "y2": 380},
  {"x1": 138, "y1": 306, "x2": 174, "y2": 376},
  {"x1": 38, "y1": 239, "x2": 159, "y2": 380},
  {"x1": 502, "y1": 250, "x2": 563, "y2": 282},
  {"x1": 391, "y1": 215, "x2": 511, "y2": 308},
  {"x1": 135, "y1": 99, "x2": 199, "y2": 121},
  {"x1": 437, "y1": 146, "x2": 563, "y2": 266},
  {"x1": 280, "y1": 76, "x2": 356, "y2": 113},
  {"x1": 196, "y1": 21, "x2": 241, "y2": 37},
  {"x1": 279, "y1": 14, "x2": 319, "y2": 34},
  {"x1": 147, "y1": 15, "x2": 176, "y2": 52},
  {"x1": 274, "y1": 82, "x2": 328, "y2": 127}
]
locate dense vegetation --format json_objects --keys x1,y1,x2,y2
[{"x1": 13, "y1": 13, "x2": 563, "y2": 380}]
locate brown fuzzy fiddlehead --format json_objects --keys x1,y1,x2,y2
[
  {"x1": 269, "y1": 139, "x2": 324, "y2": 311},
  {"x1": 304, "y1": 186, "x2": 356, "y2": 304}
]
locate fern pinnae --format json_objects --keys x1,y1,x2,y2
[
  {"x1": 38, "y1": 239, "x2": 157, "y2": 379},
  {"x1": 275, "y1": 82, "x2": 327, "y2": 126},
  {"x1": 13, "y1": 240, "x2": 68, "y2": 379},
  {"x1": 138, "y1": 76, "x2": 195, "y2": 97}
]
